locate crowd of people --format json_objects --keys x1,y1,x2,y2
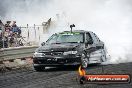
[{"x1": 0, "y1": 20, "x2": 22, "y2": 48}]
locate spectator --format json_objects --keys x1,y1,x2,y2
[
  {"x1": 0, "y1": 28, "x2": 2, "y2": 37},
  {"x1": 5, "y1": 21, "x2": 11, "y2": 32},
  {"x1": 0, "y1": 27, "x2": 2, "y2": 48},
  {"x1": 5, "y1": 21, "x2": 11, "y2": 45},
  {"x1": 11, "y1": 21, "x2": 21, "y2": 37},
  {"x1": 0, "y1": 28, "x2": 2, "y2": 48},
  {"x1": 0, "y1": 20, "x2": 24, "y2": 48},
  {"x1": 0, "y1": 20, "x2": 5, "y2": 48},
  {"x1": 0, "y1": 20, "x2": 4, "y2": 37}
]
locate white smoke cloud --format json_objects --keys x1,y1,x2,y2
[{"x1": 1, "y1": 0, "x2": 132, "y2": 64}]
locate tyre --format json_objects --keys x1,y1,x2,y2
[
  {"x1": 100, "y1": 49, "x2": 107, "y2": 62},
  {"x1": 33, "y1": 65, "x2": 45, "y2": 71},
  {"x1": 79, "y1": 76, "x2": 86, "y2": 84},
  {"x1": 81, "y1": 53, "x2": 89, "y2": 68}
]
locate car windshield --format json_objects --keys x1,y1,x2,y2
[{"x1": 46, "y1": 32, "x2": 84, "y2": 44}]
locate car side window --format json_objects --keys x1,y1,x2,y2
[{"x1": 86, "y1": 32, "x2": 93, "y2": 43}]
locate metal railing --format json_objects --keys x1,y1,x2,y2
[{"x1": 0, "y1": 45, "x2": 38, "y2": 61}]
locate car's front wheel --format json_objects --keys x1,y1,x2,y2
[{"x1": 33, "y1": 65, "x2": 45, "y2": 71}]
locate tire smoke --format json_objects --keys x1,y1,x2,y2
[{"x1": 0, "y1": 0, "x2": 132, "y2": 64}]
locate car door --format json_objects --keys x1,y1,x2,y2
[
  {"x1": 88, "y1": 32, "x2": 104, "y2": 63},
  {"x1": 85, "y1": 32, "x2": 95, "y2": 53}
]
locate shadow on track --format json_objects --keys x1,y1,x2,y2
[
  {"x1": 36, "y1": 64, "x2": 103, "y2": 72},
  {"x1": 36, "y1": 65, "x2": 79, "y2": 72}
]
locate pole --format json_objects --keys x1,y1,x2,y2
[
  {"x1": 101, "y1": 65, "x2": 104, "y2": 73},
  {"x1": 38, "y1": 27, "x2": 40, "y2": 42},
  {"x1": 27, "y1": 24, "x2": 29, "y2": 41},
  {"x1": 34, "y1": 24, "x2": 36, "y2": 40}
]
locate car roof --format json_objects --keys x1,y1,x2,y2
[{"x1": 60, "y1": 30, "x2": 93, "y2": 33}]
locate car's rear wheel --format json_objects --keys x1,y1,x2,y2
[
  {"x1": 100, "y1": 50, "x2": 107, "y2": 62},
  {"x1": 81, "y1": 53, "x2": 89, "y2": 68}
]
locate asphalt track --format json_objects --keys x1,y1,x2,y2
[{"x1": 0, "y1": 62, "x2": 132, "y2": 88}]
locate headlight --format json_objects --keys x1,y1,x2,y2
[
  {"x1": 33, "y1": 52, "x2": 43, "y2": 57},
  {"x1": 63, "y1": 51, "x2": 77, "y2": 55}
]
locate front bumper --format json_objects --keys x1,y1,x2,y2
[{"x1": 33, "y1": 55, "x2": 81, "y2": 66}]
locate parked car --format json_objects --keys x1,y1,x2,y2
[{"x1": 33, "y1": 30, "x2": 108, "y2": 71}]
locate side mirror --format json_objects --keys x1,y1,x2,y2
[{"x1": 41, "y1": 42, "x2": 45, "y2": 46}]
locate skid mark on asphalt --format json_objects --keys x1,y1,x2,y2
[{"x1": 0, "y1": 63, "x2": 132, "y2": 88}]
